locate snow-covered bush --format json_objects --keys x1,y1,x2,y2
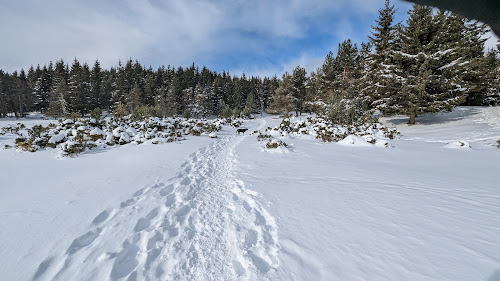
[
  {"x1": 257, "y1": 132, "x2": 272, "y2": 141},
  {"x1": 5, "y1": 116, "x2": 224, "y2": 156},
  {"x1": 265, "y1": 115, "x2": 398, "y2": 147},
  {"x1": 266, "y1": 139, "x2": 288, "y2": 149}
]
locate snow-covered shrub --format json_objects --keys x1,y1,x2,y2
[
  {"x1": 89, "y1": 128, "x2": 105, "y2": 141},
  {"x1": 4, "y1": 123, "x2": 26, "y2": 134},
  {"x1": 49, "y1": 134, "x2": 66, "y2": 146},
  {"x1": 266, "y1": 139, "x2": 288, "y2": 149},
  {"x1": 271, "y1": 115, "x2": 399, "y2": 147},
  {"x1": 61, "y1": 141, "x2": 85, "y2": 157},
  {"x1": 279, "y1": 118, "x2": 291, "y2": 132},
  {"x1": 257, "y1": 132, "x2": 272, "y2": 141},
  {"x1": 15, "y1": 137, "x2": 37, "y2": 152},
  {"x1": 28, "y1": 124, "x2": 49, "y2": 139},
  {"x1": 90, "y1": 107, "x2": 102, "y2": 121},
  {"x1": 190, "y1": 128, "x2": 201, "y2": 136},
  {"x1": 6, "y1": 116, "x2": 224, "y2": 156}
]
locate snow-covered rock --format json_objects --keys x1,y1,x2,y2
[
  {"x1": 444, "y1": 141, "x2": 471, "y2": 149},
  {"x1": 337, "y1": 135, "x2": 372, "y2": 147},
  {"x1": 375, "y1": 139, "x2": 391, "y2": 148}
]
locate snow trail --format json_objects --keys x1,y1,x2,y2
[{"x1": 33, "y1": 132, "x2": 279, "y2": 281}]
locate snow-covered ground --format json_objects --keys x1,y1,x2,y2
[{"x1": 1, "y1": 107, "x2": 499, "y2": 281}]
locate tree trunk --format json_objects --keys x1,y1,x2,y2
[{"x1": 408, "y1": 113, "x2": 416, "y2": 125}]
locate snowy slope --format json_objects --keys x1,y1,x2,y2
[{"x1": 1, "y1": 107, "x2": 499, "y2": 281}]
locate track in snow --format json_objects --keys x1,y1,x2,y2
[{"x1": 33, "y1": 132, "x2": 279, "y2": 281}]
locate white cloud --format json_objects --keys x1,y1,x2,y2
[{"x1": 0, "y1": 0, "x2": 399, "y2": 73}]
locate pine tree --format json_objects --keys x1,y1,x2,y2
[
  {"x1": 33, "y1": 65, "x2": 52, "y2": 113},
  {"x1": 334, "y1": 40, "x2": 359, "y2": 97},
  {"x1": 366, "y1": 0, "x2": 399, "y2": 110},
  {"x1": 166, "y1": 76, "x2": 180, "y2": 116},
  {"x1": 182, "y1": 87, "x2": 194, "y2": 118},
  {"x1": 47, "y1": 77, "x2": 69, "y2": 117},
  {"x1": 209, "y1": 77, "x2": 224, "y2": 115},
  {"x1": 458, "y1": 19, "x2": 490, "y2": 105},
  {"x1": 15, "y1": 69, "x2": 30, "y2": 117},
  {"x1": 126, "y1": 82, "x2": 143, "y2": 113},
  {"x1": 317, "y1": 51, "x2": 336, "y2": 99},
  {"x1": 192, "y1": 83, "x2": 208, "y2": 118},
  {"x1": 242, "y1": 92, "x2": 256, "y2": 117},
  {"x1": 484, "y1": 46, "x2": 500, "y2": 105},
  {"x1": 99, "y1": 69, "x2": 114, "y2": 111},
  {"x1": 271, "y1": 72, "x2": 295, "y2": 114},
  {"x1": 90, "y1": 60, "x2": 102, "y2": 111},
  {"x1": 291, "y1": 66, "x2": 307, "y2": 115},
  {"x1": 388, "y1": 5, "x2": 475, "y2": 124}
]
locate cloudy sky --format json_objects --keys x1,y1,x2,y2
[{"x1": 0, "y1": 0, "x2": 497, "y2": 77}]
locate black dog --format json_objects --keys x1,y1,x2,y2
[{"x1": 236, "y1": 128, "x2": 248, "y2": 135}]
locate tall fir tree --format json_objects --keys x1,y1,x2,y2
[
  {"x1": 366, "y1": 0, "x2": 399, "y2": 110},
  {"x1": 291, "y1": 66, "x2": 307, "y2": 115},
  {"x1": 271, "y1": 72, "x2": 295, "y2": 114}
]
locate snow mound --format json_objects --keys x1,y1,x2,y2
[
  {"x1": 89, "y1": 128, "x2": 104, "y2": 136},
  {"x1": 126, "y1": 127, "x2": 137, "y2": 137},
  {"x1": 209, "y1": 132, "x2": 217, "y2": 138},
  {"x1": 48, "y1": 134, "x2": 65, "y2": 144},
  {"x1": 375, "y1": 139, "x2": 391, "y2": 148},
  {"x1": 337, "y1": 135, "x2": 372, "y2": 147},
  {"x1": 444, "y1": 141, "x2": 471, "y2": 149}
]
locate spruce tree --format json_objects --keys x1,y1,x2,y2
[
  {"x1": 90, "y1": 60, "x2": 102, "y2": 111},
  {"x1": 271, "y1": 72, "x2": 295, "y2": 114},
  {"x1": 366, "y1": 0, "x2": 399, "y2": 111},
  {"x1": 33, "y1": 65, "x2": 52, "y2": 113},
  {"x1": 126, "y1": 82, "x2": 143, "y2": 113},
  {"x1": 291, "y1": 66, "x2": 307, "y2": 115},
  {"x1": 193, "y1": 83, "x2": 208, "y2": 118},
  {"x1": 389, "y1": 5, "x2": 473, "y2": 124},
  {"x1": 484, "y1": 47, "x2": 500, "y2": 105}
]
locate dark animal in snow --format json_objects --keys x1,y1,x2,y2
[{"x1": 237, "y1": 128, "x2": 248, "y2": 135}]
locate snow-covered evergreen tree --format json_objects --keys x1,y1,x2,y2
[
  {"x1": 291, "y1": 66, "x2": 307, "y2": 115},
  {"x1": 365, "y1": 0, "x2": 400, "y2": 111},
  {"x1": 271, "y1": 72, "x2": 295, "y2": 114},
  {"x1": 484, "y1": 46, "x2": 500, "y2": 105},
  {"x1": 387, "y1": 5, "x2": 487, "y2": 124},
  {"x1": 47, "y1": 73, "x2": 69, "y2": 117},
  {"x1": 192, "y1": 83, "x2": 209, "y2": 118},
  {"x1": 32, "y1": 65, "x2": 52, "y2": 113}
]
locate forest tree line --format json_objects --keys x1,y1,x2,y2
[
  {"x1": 0, "y1": 1, "x2": 499, "y2": 124},
  {"x1": 0, "y1": 59, "x2": 279, "y2": 119}
]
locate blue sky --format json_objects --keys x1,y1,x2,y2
[{"x1": 0, "y1": 0, "x2": 496, "y2": 77}]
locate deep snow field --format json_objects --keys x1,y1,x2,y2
[{"x1": 1, "y1": 107, "x2": 499, "y2": 281}]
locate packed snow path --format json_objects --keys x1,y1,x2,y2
[{"x1": 33, "y1": 134, "x2": 279, "y2": 281}]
